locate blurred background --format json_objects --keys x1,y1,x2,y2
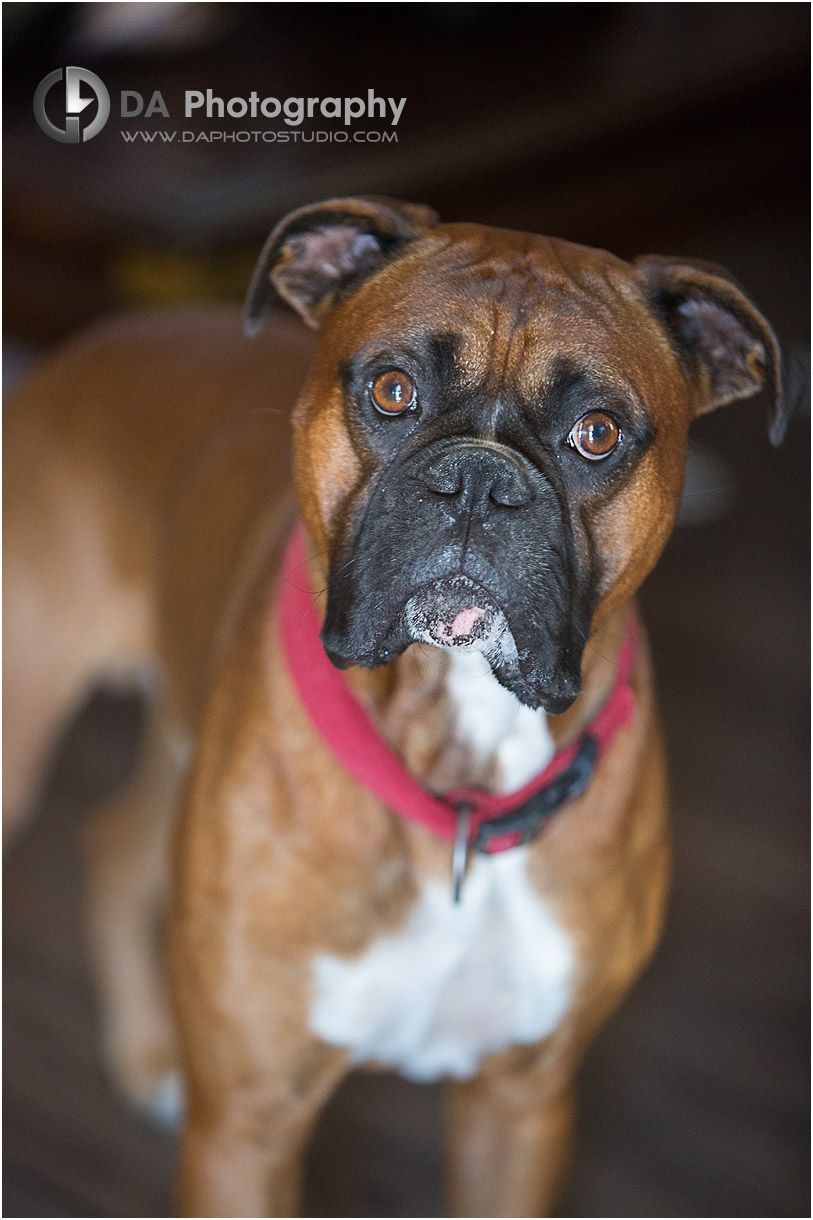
[{"x1": 3, "y1": 3, "x2": 809, "y2": 1216}]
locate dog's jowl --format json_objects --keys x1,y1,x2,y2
[{"x1": 3, "y1": 197, "x2": 791, "y2": 1217}]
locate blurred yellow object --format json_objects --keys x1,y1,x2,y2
[{"x1": 110, "y1": 246, "x2": 255, "y2": 306}]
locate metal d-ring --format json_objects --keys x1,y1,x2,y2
[{"x1": 451, "y1": 802, "x2": 473, "y2": 904}]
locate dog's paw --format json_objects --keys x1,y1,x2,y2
[
  {"x1": 134, "y1": 1069, "x2": 186, "y2": 1133},
  {"x1": 107, "y1": 1038, "x2": 186, "y2": 1133}
]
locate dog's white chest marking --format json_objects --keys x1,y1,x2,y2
[
  {"x1": 309, "y1": 849, "x2": 574, "y2": 1081},
  {"x1": 445, "y1": 650, "x2": 556, "y2": 793},
  {"x1": 309, "y1": 647, "x2": 572, "y2": 1081}
]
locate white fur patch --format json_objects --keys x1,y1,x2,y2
[
  {"x1": 445, "y1": 650, "x2": 556, "y2": 793},
  {"x1": 138, "y1": 1071, "x2": 186, "y2": 1133},
  {"x1": 309, "y1": 849, "x2": 574, "y2": 1081},
  {"x1": 162, "y1": 721, "x2": 193, "y2": 769}
]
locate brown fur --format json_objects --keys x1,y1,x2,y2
[{"x1": 4, "y1": 207, "x2": 779, "y2": 1217}]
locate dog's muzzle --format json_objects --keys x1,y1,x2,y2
[{"x1": 321, "y1": 435, "x2": 584, "y2": 711}]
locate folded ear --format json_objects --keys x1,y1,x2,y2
[
  {"x1": 244, "y1": 196, "x2": 438, "y2": 335},
  {"x1": 636, "y1": 255, "x2": 792, "y2": 445}
]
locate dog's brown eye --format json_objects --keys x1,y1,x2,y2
[
  {"x1": 370, "y1": 369, "x2": 416, "y2": 415},
  {"x1": 568, "y1": 412, "x2": 620, "y2": 459}
]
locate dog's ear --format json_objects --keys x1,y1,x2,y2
[
  {"x1": 635, "y1": 255, "x2": 792, "y2": 446},
  {"x1": 244, "y1": 196, "x2": 439, "y2": 335}
]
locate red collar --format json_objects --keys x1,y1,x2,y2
[{"x1": 278, "y1": 523, "x2": 637, "y2": 858}]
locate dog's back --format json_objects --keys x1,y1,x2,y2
[{"x1": 3, "y1": 304, "x2": 313, "y2": 834}]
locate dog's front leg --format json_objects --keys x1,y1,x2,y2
[
  {"x1": 179, "y1": 1113, "x2": 303, "y2": 1219},
  {"x1": 173, "y1": 965, "x2": 347, "y2": 1218},
  {"x1": 177, "y1": 1059, "x2": 342, "y2": 1219},
  {"x1": 444, "y1": 1051, "x2": 578, "y2": 1218},
  {"x1": 170, "y1": 800, "x2": 349, "y2": 1215}
]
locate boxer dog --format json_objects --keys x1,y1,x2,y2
[{"x1": 3, "y1": 197, "x2": 790, "y2": 1217}]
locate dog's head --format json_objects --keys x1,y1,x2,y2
[{"x1": 246, "y1": 197, "x2": 790, "y2": 712}]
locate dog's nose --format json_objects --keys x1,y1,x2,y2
[{"x1": 418, "y1": 442, "x2": 532, "y2": 511}]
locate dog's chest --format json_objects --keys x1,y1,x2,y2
[
  {"x1": 309, "y1": 850, "x2": 574, "y2": 1081},
  {"x1": 308, "y1": 654, "x2": 574, "y2": 1082},
  {"x1": 444, "y1": 650, "x2": 557, "y2": 790}
]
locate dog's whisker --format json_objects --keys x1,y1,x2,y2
[{"x1": 573, "y1": 621, "x2": 615, "y2": 667}]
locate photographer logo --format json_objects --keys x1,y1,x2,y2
[
  {"x1": 34, "y1": 67, "x2": 110, "y2": 143},
  {"x1": 32, "y1": 73, "x2": 403, "y2": 147}
]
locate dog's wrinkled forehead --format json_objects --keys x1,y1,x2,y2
[
  {"x1": 246, "y1": 197, "x2": 789, "y2": 448},
  {"x1": 319, "y1": 227, "x2": 687, "y2": 430}
]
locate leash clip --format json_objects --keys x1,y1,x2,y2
[{"x1": 451, "y1": 801, "x2": 473, "y2": 904}]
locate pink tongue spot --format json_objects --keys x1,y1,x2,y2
[{"x1": 440, "y1": 606, "x2": 485, "y2": 639}]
